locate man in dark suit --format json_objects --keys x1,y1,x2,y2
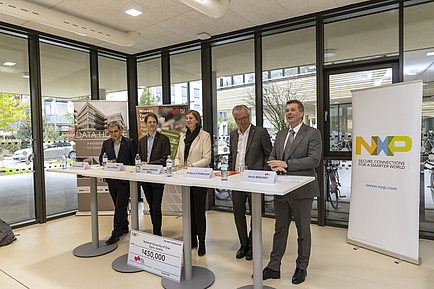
[
  {"x1": 137, "y1": 113, "x2": 171, "y2": 236},
  {"x1": 263, "y1": 100, "x2": 322, "y2": 285},
  {"x1": 228, "y1": 105, "x2": 272, "y2": 260},
  {"x1": 99, "y1": 121, "x2": 137, "y2": 244}
]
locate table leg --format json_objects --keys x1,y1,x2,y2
[
  {"x1": 73, "y1": 176, "x2": 118, "y2": 257},
  {"x1": 183, "y1": 185, "x2": 192, "y2": 280},
  {"x1": 238, "y1": 192, "x2": 274, "y2": 289},
  {"x1": 112, "y1": 180, "x2": 143, "y2": 273},
  {"x1": 161, "y1": 186, "x2": 214, "y2": 289}
]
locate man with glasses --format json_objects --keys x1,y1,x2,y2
[
  {"x1": 228, "y1": 105, "x2": 272, "y2": 260},
  {"x1": 99, "y1": 121, "x2": 137, "y2": 244}
]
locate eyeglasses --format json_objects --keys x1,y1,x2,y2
[{"x1": 235, "y1": 116, "x2": 249, "y2": 122}]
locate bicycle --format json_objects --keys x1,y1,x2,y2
[{"x1": 325, "y1": 160, "x2": 345, "y2": 210}]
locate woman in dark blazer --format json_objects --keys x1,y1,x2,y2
[
  {"x1": 175, "y1": 110, "x2": 211, "y2": 256},
  {"x1": 137, "y1": 113, "x2": 171, "y2": 236}
]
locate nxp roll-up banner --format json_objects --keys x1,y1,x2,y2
[{"x1": 347, "y1": 80, "x2": 422, "y2": 265}]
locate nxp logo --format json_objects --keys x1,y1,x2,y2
[{"x1": 355, "y1": 136, "x2": 412, "y2": 156}]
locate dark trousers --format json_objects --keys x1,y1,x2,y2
[
  {"x1": 267, "y1": 195, "x2": 313, "y2": 271},
  {"x1": 141, "y1": 182, "x2": 164, "y2": 235},
  {"x1": 190, "y1": 186, "x2": 207, "y2": 243},
  {"x1": 232, "y1": 191, "x2": 252, "y2": 247},
  {"x1": 107, "y1": 179, "x2": 130, "y2": 237}
]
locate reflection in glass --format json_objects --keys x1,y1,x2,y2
[
  {"x1": 405, "y1": 1, "x2": 434, "y2": 236},
  {"x1": 138, "y1": 57, "x2": 162, "y2": 105},
  {"x1": 170, "y1": 50, "x2": 202, "y2": 113},
  {"x1": 212, "y1": 39, "x2": 255, "y2": 210},
  {"x1": 99, "y1": 55, "x2": 127, "y2": 101},
  {"x1": 324, "y1": 10, "x2": 398, "y2": 65},
  {"x1": 328, "y1": 68, "x2": 393, "y2": 152}
]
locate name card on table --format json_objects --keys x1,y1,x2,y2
[
  {"x1": 128, "y1": 230, "x2": 183, "y2": 283},
  {"x1": 104, "y1": 162, "x2": 126, "y2": 172},
  {"x1": 241, "y1": 170, "x2": 277, "y2": 184},
  {"x1": 140, "y1": 164, "x2": 164, "y2": 174},
  {"x1": 185, "y1": 167, "x2": 215, "y2": 179},
  {"x1": 70, "y1": 162, "x2": 90, "y2": 170}
]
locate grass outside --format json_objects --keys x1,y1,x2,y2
[{"x1": 0, "y1": 168, "x2": 33, "y2": 176}]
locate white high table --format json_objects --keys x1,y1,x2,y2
[
  {"x1": 162, "y1": 172, "x2": 315, "y2": 289},
  {"x1": 47, "y1": 167, "x2": 124, "y2": 257},
  {"x1": 49, "y1": 167, "x2": 314, "y2": 289}
]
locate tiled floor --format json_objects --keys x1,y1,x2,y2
[{"x1": 1, "y1": 207, "x2": 433, "y2": 289}]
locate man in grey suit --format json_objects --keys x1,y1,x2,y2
[
  {"x1": 263, "y1": 100, "x2": 322, "y2": 285},
  {"x1": 228, "y1": 105, "x2": 272, "y2": 260}
]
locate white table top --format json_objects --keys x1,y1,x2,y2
[{"x1": 48, "y1": 166, "x2": 315, "y2": 196}]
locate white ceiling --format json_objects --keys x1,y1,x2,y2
[{"x1": 0, "y1": 0, "x2": 370, "y2": 54}]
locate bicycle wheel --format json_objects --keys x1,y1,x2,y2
[{"x1": 328, "y1": 174, "x2": 339, "y2": 210}]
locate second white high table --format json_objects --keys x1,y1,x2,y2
[{"x1": 153, "y1": 171, "x2": 315, "y2": 289}]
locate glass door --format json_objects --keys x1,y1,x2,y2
[{"x1": 323, "y1": 63, "x2": 398, "y2": 224}]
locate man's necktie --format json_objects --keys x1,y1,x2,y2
[{"x1": 283, "y1": 129, "x2": 295, "y2": 160}]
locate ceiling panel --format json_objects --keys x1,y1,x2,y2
[{"x1": 0, "y1": 0, "x2": 373, "y2": 54}]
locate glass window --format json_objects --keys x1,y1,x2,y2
[
  {"x1": 233, "y1": 74, "x2": 244, "y2": 85},
  {"x1": 324, "y1": 10, "x2": 399, "y2": 65},
  {"x1": 99, "y1": 54, "x2": 128, "y2": 101},
  {"x1": 212, "y1": 39, "x2": 254, "y2": 209},
  {"x1": 328, "y1": 68, "x2": 393, "y2": 153},
  {"x1": 137, "y1": 56, "x2": 162, "y2": 105},
  {"x1": 40, "y1": 41, "x2": 90, "y2": 216},
  {"x1": 170, "y1": 49, "x2": 202, "y2": 112},
  {"x1": 262, "y1": 26, "x2": 317, "y2": 215},
  {"x1": 245, "y1": 73, "x2": 255, "y2": 83},
  {"x1": 0, "y1": 32, "x2": 33, "y2": 225},
  {"x1": 404, "y1": 1, "x2": 434, "y2": 237}
]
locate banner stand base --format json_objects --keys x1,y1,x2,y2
[{"x1": 347, "y1": 237, "x2": 422, "y2": 266}]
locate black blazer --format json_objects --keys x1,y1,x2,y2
[
  {"x1": 228, "y1": 124, "x2": 272, "y2": 171},
  {"x1": 99, "y1": 136, "x2": 137, "y2": 166},
  {"x1": 137, "y1": 132, "x2": 171, "y2": 166}
]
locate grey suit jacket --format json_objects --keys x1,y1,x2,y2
[
  {"x1": 269, "y1": 123, "x2": 322, "y2": 199},
  {"x1": 228, "y1": 125, "x2": 272, "y2": 171}
]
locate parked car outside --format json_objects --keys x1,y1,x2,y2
[{"x1": 13, "y1": 141, "x2": 76, "y2": 162}]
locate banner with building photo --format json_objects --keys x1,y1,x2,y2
[
  {"x1": 136, "y1": 104, "x2": 188, "y2": 214},
  {"x1": 75, "y1": 101, "x2": 128, "y2": 159},
  {"x1": 347, "y1": 81, "x2": 422, "y2": 265},
  {"x1": 74, "y1": 100, "x2": 128, "y2": 213}
]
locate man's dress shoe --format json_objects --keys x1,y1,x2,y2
[{"x1": 292, "y1": 267, "x2": 307, "y2": 284}]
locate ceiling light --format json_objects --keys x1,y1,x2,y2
[
  {"x1": 22, "y1": 72, "x2": 29, "y2": 79},
  {"x1": 197, "y1": 32, "x2": 211, "y2": 40},
  {"x1": 427, "y1": 52, "x2": 434, "y2": 57},
  {"x1": 324, "y1": 49, "x2": 336, "y2": 58},
  {"x1": 3, "y1": 62, "x2": 16, "y2": 66},
  {"x1": 124, "y1": 1, "x2": 143, "y2": 16}
]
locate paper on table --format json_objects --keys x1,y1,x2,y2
[
  {"x1": 214, "y1": 171, "x2": 240, "y2": 177},
  {"x1": 277, "y1": 175, "x2": 306, "y2": 183}
]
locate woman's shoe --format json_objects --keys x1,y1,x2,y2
[{"x1": 198, "y1": 241, "x2": 206, "y2": 256}]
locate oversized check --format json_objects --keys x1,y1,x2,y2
[{"x1": 127, "y1": 230, "x2": 184, "y2": 282}]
